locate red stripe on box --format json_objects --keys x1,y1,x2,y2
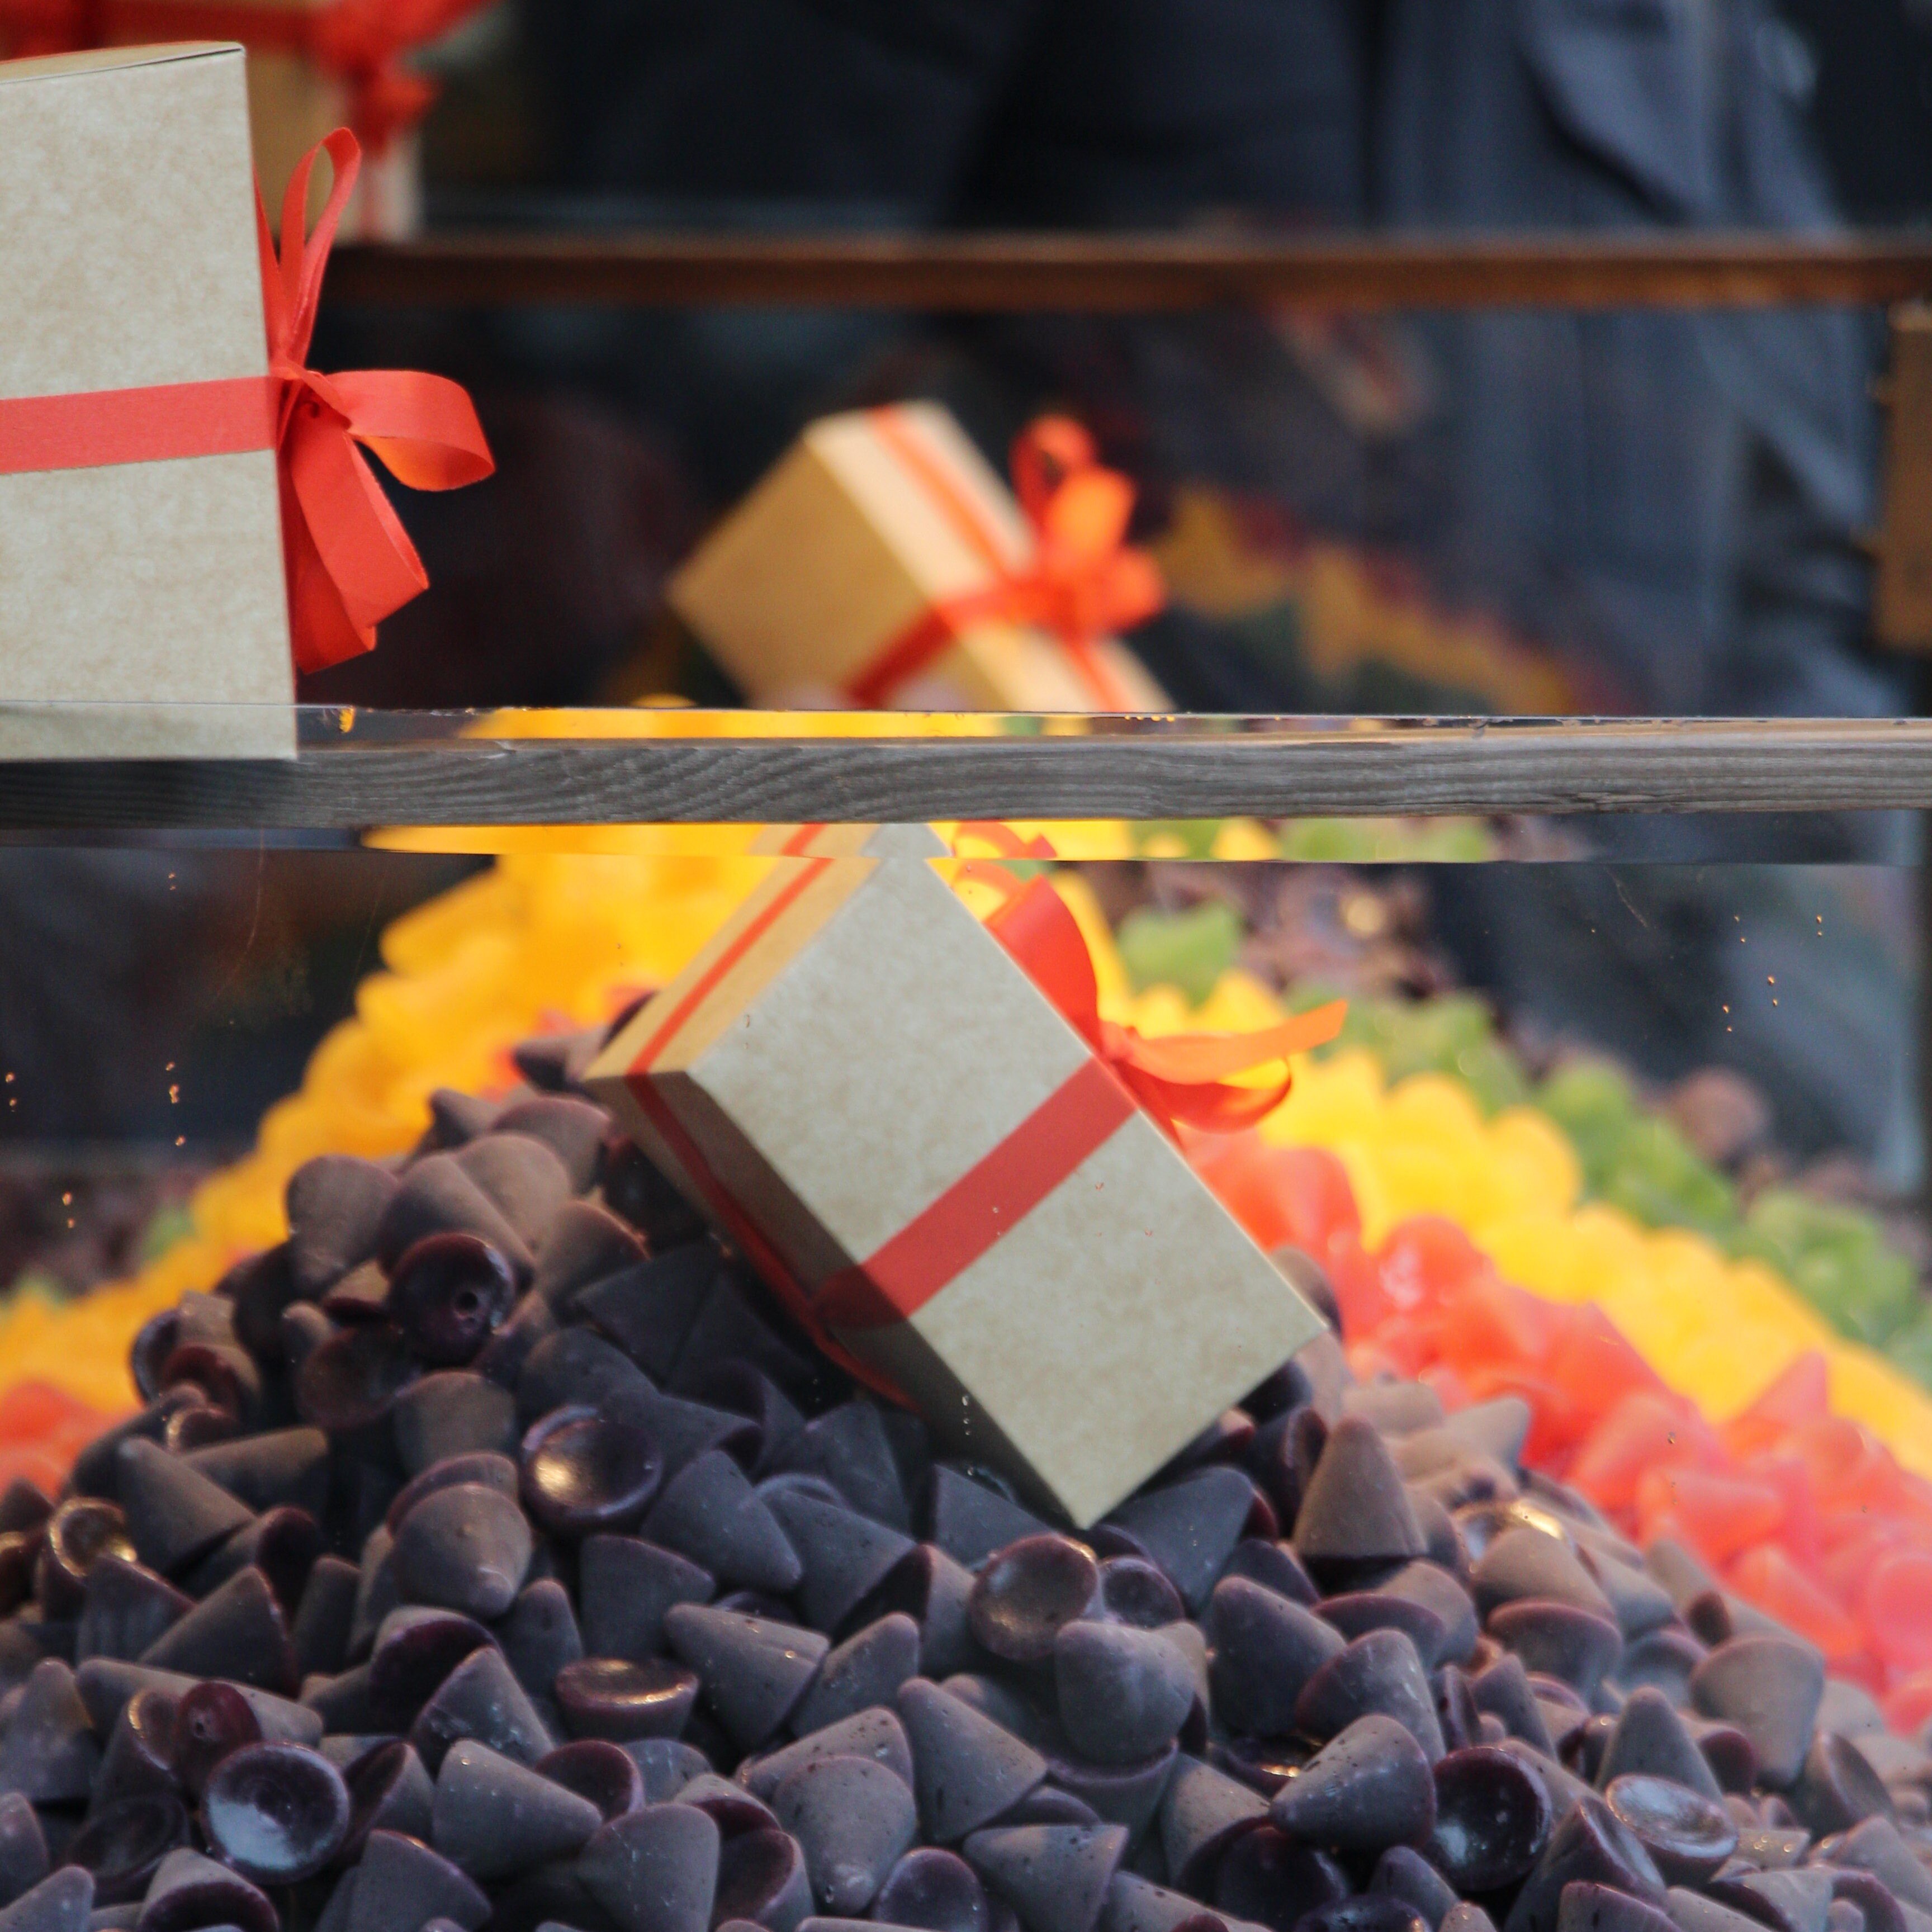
[
  {"x1": 816, "y1": 1055, "x2": 1136, "y2": 1330},
  {"x1": 0, "y1": 377, "x2": 277, "y2": 477}
]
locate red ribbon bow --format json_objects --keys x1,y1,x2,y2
[
  {"x1": 985, "y1": 873, "x2": 1348, "y2": 1139},
  {"x1": 264, "y1": 130, "x2": 494, "y2": 672},
  {"x1": 1003, "y1": 417, "x2": 1167, "y2": 671},
  {"x1": 847, "y1": 411, "x2": 1166, "y2": 709}
]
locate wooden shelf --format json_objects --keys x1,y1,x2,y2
[
  {"x1": 324, "y1": 231, "x2": 1932, "y2": 311},
  {"x1": 3, "y1": 718, "x2": 1932, "y2": 829}
]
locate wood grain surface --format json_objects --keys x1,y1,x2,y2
[{"x1": 0, "y1": 719, "x2": 1929, "y2": 828}]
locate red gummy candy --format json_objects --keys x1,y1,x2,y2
[
  {"x1": 1863, "y1": 1549, "x2": 1932, "y2": 1674},
  {"x1": 1728, "y1": 1545, "x2": 1862, "y2": 1661},
  {"x1": 1569, "y1": 1393, "x2": 1708, "y2": 1515},
  {"x1": 1636, "y1": 1466, "x2": 1784, "y2": 1565}
]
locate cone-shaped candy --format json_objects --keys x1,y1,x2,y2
[
  {"x1": 577, "y1": 1802, "x2": 721, "y2": 1932},
  {"x1": 345, "y1": 1830, "x2": 490, "y2": 1932},
  {"x1": 1472, "y1": 1532, "x2": 1613, "y2": 1623},
  {"x1": 1373, "y1": 1845, "x2": 1459, "y2": 1930},
  {"x1": 137, "y1": 1848, "x2": 277, "y2": 1932},
  {"x1": 0, "y1": 1662, "x2": 97, "y2": 1803},
  {"x1": 391, "y1": 1481, "x2": 532, "y2": 1621},
  {"x1": 430, "y1": 1738, "x2": 603, "y2": 1880},
  {"x1": 1427, "y1": 1745, "x2": 1556, "y2": 1893},
  {"x1": 1292, "y1": 1417, "x2": 1426, "y2": 1574},
  {"x1": 410, "y1": 1644, "x2": 557, "y2": 1774},
  {"x1": 1597, "y1": 1689, "x2": 1721, "y2": 1800},
  {"x1": 0, "y1": 1871, "x2": 90, "y2": 1932},
  {"x1": 579, "y1": 1536, "x2": 714, "y2": 1664},
  {"x1": 140, "y1": 1568, "x2": 295, "y2": 1694},
  {"x1": 1294, "y1": 1631, "x2": 1445, "y2": 1761},
  {"x1": 1054, "y1": 1623, "x2": 1194, "y2": 1768},
  {"x1": 926, "y1": 1470, "x2": 1051, "y2": 1573},
  {"x1": 1488, "y1": 1603, "x2": 1623, "y2": 1696},
  {"x1": 775, "y1": 1754, "x2": 920, "y2": 1914},
  {"x1": 455, "y1": 1134, "x2": 574, "y2": 1249},
  {"x1": 1158, "y1": 1756, "x2": 1268, "y2": 1893},
  {"x1": 116, "y1": 1442, "x2": 253, "y2": 1578},
  {"x1": 645, "y1": 1453, "x2": 802, "y2": 1595},
  {"x1": 742, "y1": 1708, "x2": 916, "y2": 1803},
  {"x1": 793, "y1": 1616, "x2": 922, "y2": 1736},
  {"x1": 578, "y1": 1247, "x2": 718, "y2": 1381},
  {"x1": 376, "y1": 1155, "x2": 533, "y2": 1279},
  {"x1": 768, "y1": 1490, "x2": 916, "y2": 1635},
  {"x1": 963, "y1": 1825, "x2": 1128, "y2": 1932},
  {"x1": 287, "y1": 1156, "x2": 397, "y2": 1295},
  {"x1": 715, "y1": 1824, "x2": 815, "y2": 1932},
  {"x1": 1271, "y1": 1715, "x2": 1435, "y2": 1852},
  {"x1": 663, "y1": 1604, "x2": 827, "y2": 1751},
  {"x1": 897, "y1": 1679, "x2": 1048, "y2": 1844},
  {"x1": 1205, "y1": 1578, "x2": 1344, "y2": 1737},
  {"x1": 874, "y1": 1848, "x2": 991, "y2": 1932},
  {"x1": 498, "y1": 1579, "x2": 584, "y2": 1703},
  {"x1": 1105, "y1": 1471, "x2": 1254, "y2": 1615},
  {"x1": 1688, "y1": 1638, "x2": 1824, "y2": 1790}
]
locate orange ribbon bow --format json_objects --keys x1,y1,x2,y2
[
  {"x1": 0, "y1": 0, "x2": 487, "y2": 157},
  {"x1": 985, "y1": 872, "x2": 1348, "y2": 1138},
  {"x1": 264, "y1": 131, "x2": 495, "y2": 672},
  {"x1": 1004, "y1": 416, "x2": 1167, "y2": 670},
  {"x1": 848, "y1": 413, "x2": 1167, "y2": 709}
]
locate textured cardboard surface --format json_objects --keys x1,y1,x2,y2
[
  {"x1": 668, "y1": 404, "x2": 1171, "y2": 713},
  {"x1": 590, "y1": 852, "x2": 1320, "y2": 1525},
  {"x1": 0, "y1": 44, "x2": 295, "y2": 757}
]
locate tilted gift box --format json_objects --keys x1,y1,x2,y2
[
  {"x1": 0, "y1": 43, "x2": 295, "y2": 757},
  {"x1": 585, "y1": 824, "x2": 1323, "y2": 1527},
  {"x1": 667, "y1": 404, "x2": 1174, "y2": 714}
]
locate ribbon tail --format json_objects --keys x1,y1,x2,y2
[
  {"x1": 1118, "y1": 1000, "x2": 1350, "y2": 1086},
  {"x1": 986, "y1": 875, "x2": 1106, "y2": 1042},
  {"x1": 1128, "y1": 1067, "x2": 1298, "y2": 1139},
  {"x1": 285, "y1": 410, "x2": 430, "y2": 637},
  {"x1": 280, "y1": 467, "x2": 375, "y2": 674},
  {"x1": 331, "y1": 370, "x2": 495, "y2": 490}
]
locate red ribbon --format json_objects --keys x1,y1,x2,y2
[
  {"x1": 262, "y1": 130, "x2": 494, "y2": 671},
  {"x1": 1, "y1": 0, "x2": 486, "y2": 156},
  {"x1": 845, "y1": 413, "x2": 1166, "y2": 709},
  {"x1": 984, "y1": 874, "x2": 1349, "y2": 1140}
]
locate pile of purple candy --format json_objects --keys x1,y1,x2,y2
[{"x1": 0, "y1": 1029, "x2": 1928, "y2": 1932}]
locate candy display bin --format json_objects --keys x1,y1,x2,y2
[{"x1": 3, "y1": 704, "x2": 1932, "y2": 1930}]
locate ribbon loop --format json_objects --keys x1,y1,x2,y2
[
  {"x1": 984, "y1": 873, "x2": 1347, "y2": 1139},
  {"x1": 259, "y1": 129, "x2": 494, "y2": 671},
  {"x1": 847, "y1": 410, "x2": 1166, "y2": 710}
]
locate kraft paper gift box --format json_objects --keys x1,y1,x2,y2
[
  {"x1": 585, "y1": 823, "x2": 1324, "y2": 1527},
  {"x1": 667, "y1": 403, "x2": 1175, "y2": 715},
  {"x1": 0, "y1": 43, "x2": 296, "y2": 758}
]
